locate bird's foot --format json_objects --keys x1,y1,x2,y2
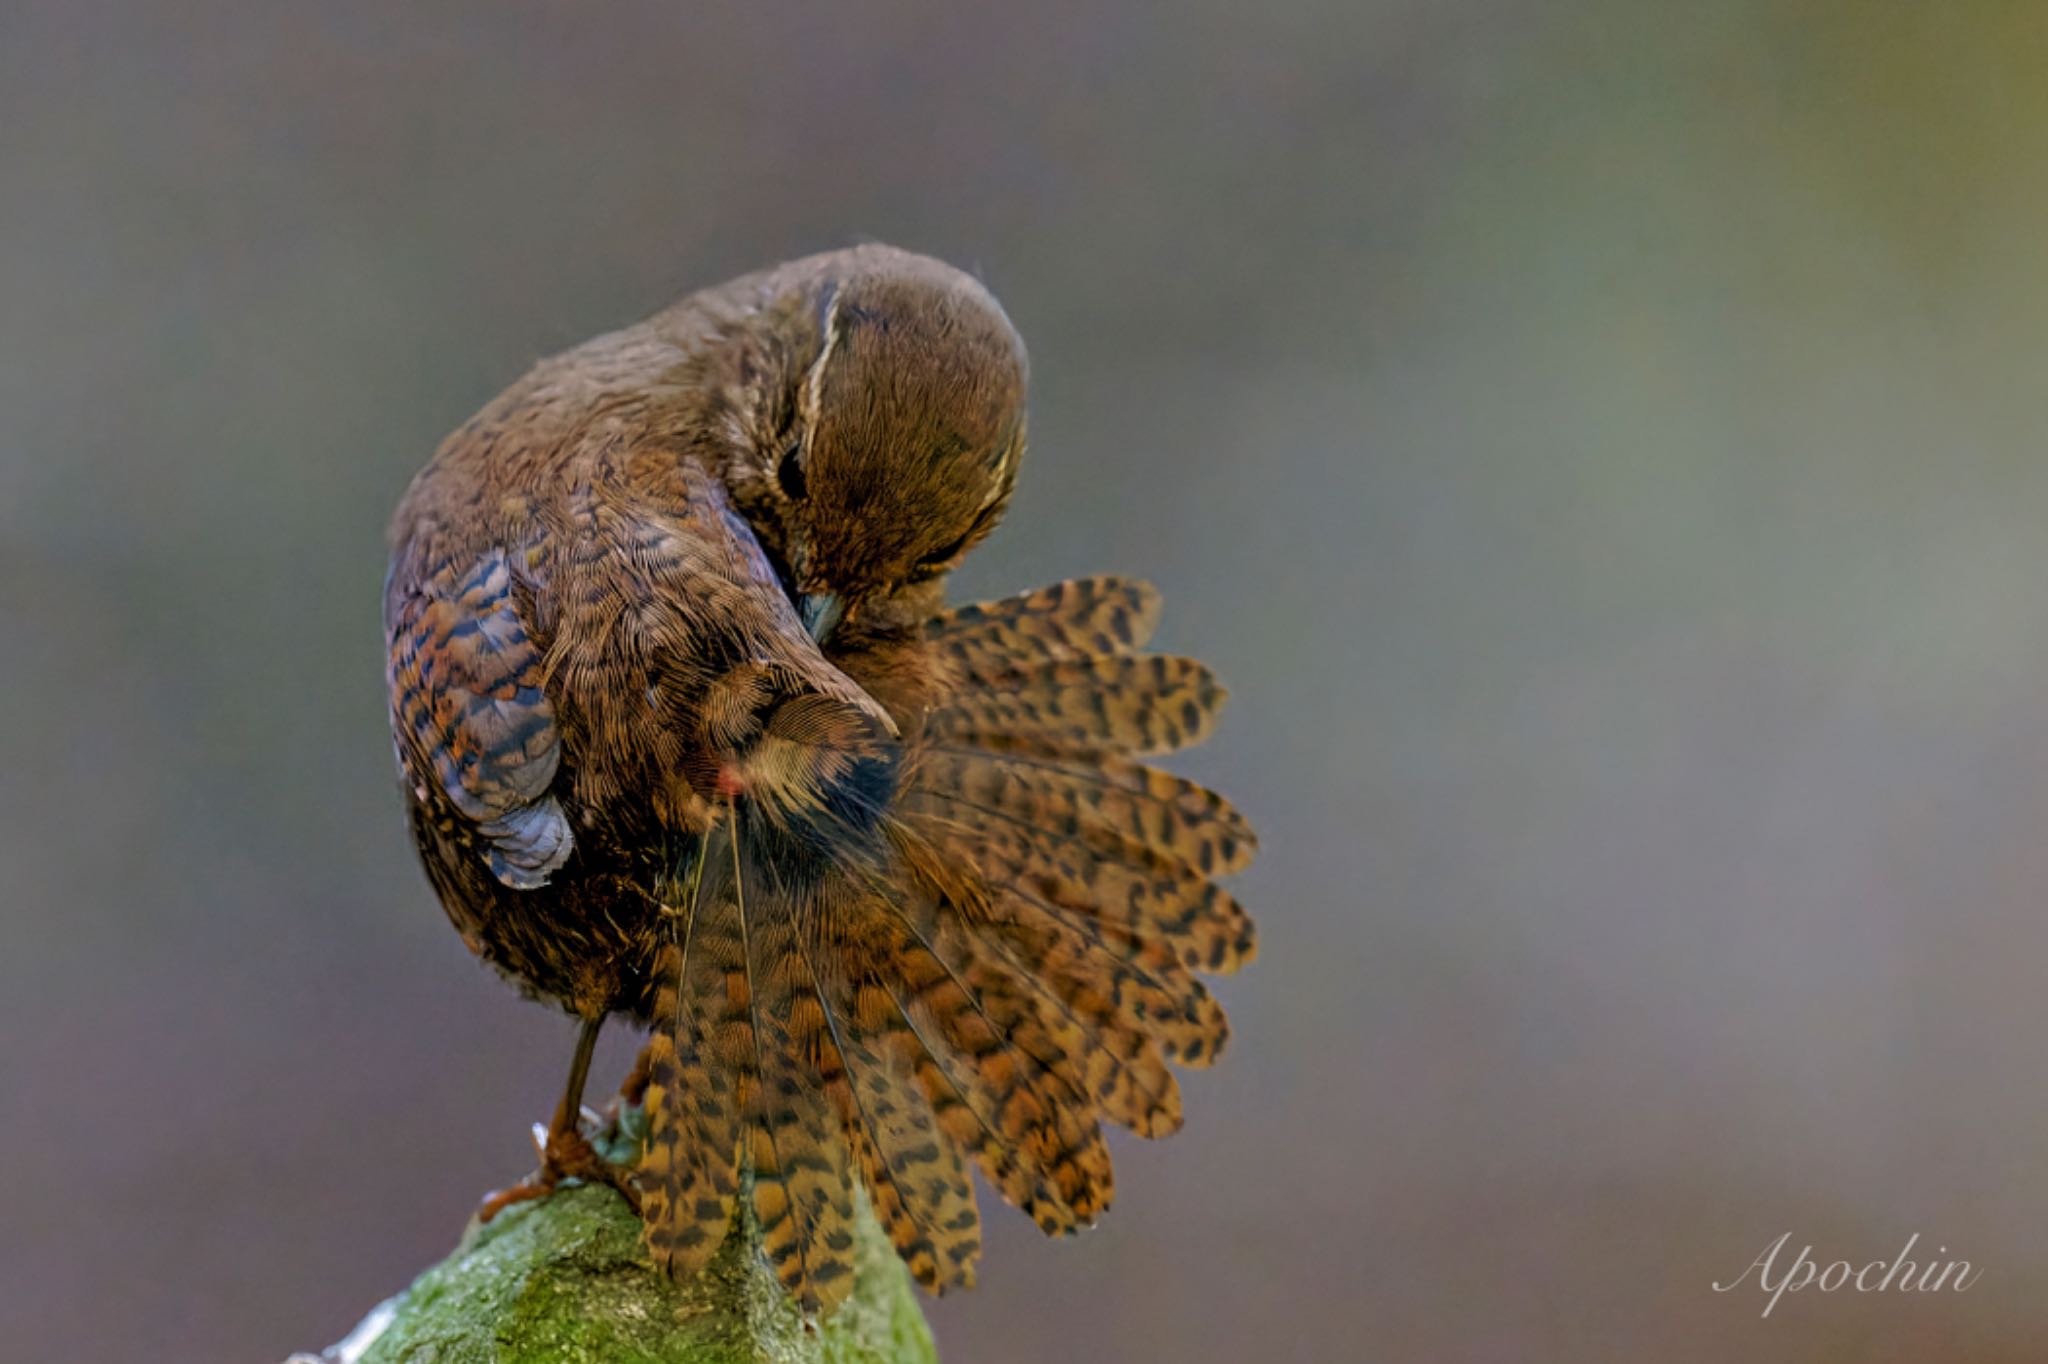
[{"x1": 476, "y1": 1110, "x2": 642, "y2": 1223}]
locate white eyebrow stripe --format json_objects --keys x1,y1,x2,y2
[
  {"x1": 975, "y1": 473, "x2": 1009, "y2": 515},
  {"x1": 799, "y1": 284, "x2": 845, "y2": 446},
  {"x1": 977, "y1": 428, "x2": 1023, "y2": 512}
]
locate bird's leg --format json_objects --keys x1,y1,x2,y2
[
  {"x1": 478, "y1": 1015, "x2": 640, "y2": 1220},
  {"x1": 535, "y1": 1014, "x2": 643, "y2": 1207},
  {"x1": 550, "y1": 1010, "x2": 604, "y2": 1145}
]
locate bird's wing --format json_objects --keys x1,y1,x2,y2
[{"x1": 385, "y1": 546, "x2": 571, "y2": 889}]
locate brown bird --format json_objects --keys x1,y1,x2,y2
[{"x1": 383, "y1": 244, "x2": 1257, "y2": 1313}]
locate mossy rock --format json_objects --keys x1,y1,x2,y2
[{"x1": 322, "y1": 1181, "x2": 936, "y2": 1364}]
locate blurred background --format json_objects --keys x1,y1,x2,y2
[{"x1": 6, "y1": 3, "x2": 2048, "y2": 1360}]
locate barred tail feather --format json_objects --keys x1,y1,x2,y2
[
  {"x1": 967, "y1": 903, "x2": 1187, "y2": 1136},
  {"x1": 870, "y1": 903, "x2": 1106, "y2": 1232},
  {"x1": 924, "y1": 654, "x2": 1226, "y2": 757},
  {"x1": 748, "y1": 999, "x2": 859, "y2": 1312},
  {"x1": 927, "y1": 576, "x2": 1160, "y2": 673},
  {"x1": 833, "y1": 1029, "x2": 981, "y2": 1292},
  {"x1": 635, "y1": 575, "x2": 1255, "y2": 1311},
  {"x1": 985, "y1": 880, "x2": 1227, "y2": 1069},
  {"x1": 905, "y1": 790, "x2": 1256, "y2": 973},
  {"x1": 915, "y1": 742, "x2": 1257, "y2": 877},
  {"x1": 640, "y1": 934, "x2": 741, "y2": 1282},
  {"x1": 865, "y1": 970, "x2": 1074, "y2": 1233},
  {"x1": 782, "y1": 882, "x2": 983, "y2": 1293}
]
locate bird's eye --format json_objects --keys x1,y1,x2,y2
[
  {"x1": 905, "y1": 545, "x2": 963, "y2": 587},
  {"x1": 776, "y1": 442, "x2": 807, "y2": 501}
]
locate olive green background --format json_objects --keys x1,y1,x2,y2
[{"x1": 6, "y1": 4, "x2": 2048, "y2": 1361}]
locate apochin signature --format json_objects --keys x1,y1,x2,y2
[{"x1": 1714, "y1": 1232, "x2": 1982, "y2": 1317}]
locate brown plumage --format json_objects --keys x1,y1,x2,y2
[{"x1": 383, "y1": 244, "x2": 1257, "y2": 1314}]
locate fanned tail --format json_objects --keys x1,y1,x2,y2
[
  {"x1": 635, "y1": 576, "x2": 1256, "y2": 1310},
  {"x1": 895, "y1": 574, "x2": 1257, "y2": 1176}
]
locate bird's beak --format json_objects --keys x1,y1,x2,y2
[{"x1": 799, "y1": 592, "x2": 845, "y2": 644}]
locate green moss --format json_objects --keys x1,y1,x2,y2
[{"x1": 354, "y1": 1181, "x2": 937, "y2": 1364}]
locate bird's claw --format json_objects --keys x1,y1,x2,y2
[{"x1": 476, "y1": 1111, "x2": 641, "y2": 1223}]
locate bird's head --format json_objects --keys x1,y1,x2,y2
[{"x1": 718, "y1": 246, "x2": 1028, "y2": 643}]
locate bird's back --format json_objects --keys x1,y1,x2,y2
[{"x1": 384, "y1": 332, "x2": 892, "y2": 1016}]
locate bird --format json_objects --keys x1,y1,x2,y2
[{"x1": 383, "y1": 244, "x2": 1257, "y2": 1313}]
